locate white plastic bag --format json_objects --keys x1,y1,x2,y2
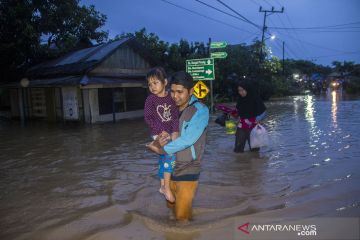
[{"x1": 250, "y1": 124, "x2": 269, "y2": 148}]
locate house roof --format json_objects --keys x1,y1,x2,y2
[{"x1": 26, "y1": 37, "x2": 156, "y2": 78}]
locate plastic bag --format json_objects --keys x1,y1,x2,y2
[
  {"x1": 225, "y1": 119, "x2": 236, "y2": 134},
  {"x1": 250, "y1": 124, "x2": 269, "y2": 148}
]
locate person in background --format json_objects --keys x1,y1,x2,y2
[
  {"x1": 234, "y1": 80, "x2": 266, "y2": 153},
  {"x1": 144, "y1": 67, "x2": 179, "y2": 203}
]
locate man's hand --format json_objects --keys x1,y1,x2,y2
[
  {"x1": 146, "y1": 141, "x2": 165, "y2": 154},
  {"x1": 158, "y1": 131, "x2": 171, "y2": 147},
  {"x1": 146, "y1": 131, "x2": 171, "y2": 154}
]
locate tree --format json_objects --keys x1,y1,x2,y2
[
  {"x1": 0, "y1": 0, "x2": 108, "y2": 82},
  {"x1": 332, "y1": 61, "x2": 355, "y2": 76},
  {"x1": 115, "y1": 28, "x2": 169, "y2": 67}
]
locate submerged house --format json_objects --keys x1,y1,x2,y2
[{"x1": 0, "y1": 38, "x2": 155, "y2": 123}]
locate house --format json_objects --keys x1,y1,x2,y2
[{"x1": 0, "y1": 37, "x2": 156, "y2": 123}]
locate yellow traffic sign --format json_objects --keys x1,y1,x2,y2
[{"x1": 193, "y1": 80, "x2": 209, "y2": 99}]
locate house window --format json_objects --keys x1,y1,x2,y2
[
  {"x1": 98, "y1": 88, "x2": 125, "y2": 115},
  {"x1": 125, "y1": 87, "x2": 147, "y2": 111}
]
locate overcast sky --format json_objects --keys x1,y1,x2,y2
[{"x1": 81, "y1": 0, "x2": 360, "y2": 66}]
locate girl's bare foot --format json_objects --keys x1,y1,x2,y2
[
  {"x1": 159, "y1": 186, "x2": 165, "y2": 194},
  {"x1": 164, "y1": 187, "x2": 175, "y2": 203}
]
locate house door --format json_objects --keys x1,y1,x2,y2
[
  {"x1": 31, "y1": 88, "x2": 46, "y2": 118},
  {"x1": 62, "y1": 87, "x2": 79, "y2": 120}
]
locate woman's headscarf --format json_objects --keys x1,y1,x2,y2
[{"x1": 236, "y1": 80, "x2": 266, "y2": 119}]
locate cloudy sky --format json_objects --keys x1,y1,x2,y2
[{"x1": 81, "y1": 0, "x2": 360, "y2": 66}]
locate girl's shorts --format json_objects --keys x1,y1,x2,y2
[{"x1": 158, "y1": 154, "x2": 176, "y2": 179}]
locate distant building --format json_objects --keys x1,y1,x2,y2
[{"x1": 0, "y1": 38, "x2": 156, "y2": 123}]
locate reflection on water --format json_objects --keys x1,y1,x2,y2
[
  {"x1": 304, "y1": 95, "x2": 315, "y2": 127},
  {"x1": 331, "y1": 90, "x2": 338, "y2": 128},
  {"x1": 0, "y1": 94, "x2": 360, "y2": 240}
]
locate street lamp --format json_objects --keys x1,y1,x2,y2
[
  {"x1": 260, "y1": 34, "x2": 276, "y2": 61},
  {"x1": 269, "y1": 35, "x2": 276, "y2": 40}
]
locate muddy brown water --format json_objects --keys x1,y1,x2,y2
[{"x1": 0, "y1": 92, "x2": 359, "y2": 240}]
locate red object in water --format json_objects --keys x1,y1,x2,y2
[{"x1": 215, "y1": 104, "x2": 238, "y2": 117}]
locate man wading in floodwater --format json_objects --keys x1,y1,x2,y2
[{"x1": 147, "y1": 71, "x2": 209, "y2": 222}]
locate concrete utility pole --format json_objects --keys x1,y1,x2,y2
[
  {"x1": 259, "y1": 6, "x2": 284, "y2": 61},
  {"x1": 208, "y1": 37, "x2": 213, "y2": 114},
  {"x1": 282, "y1": 41, "x2": 285, "y2": 76}
]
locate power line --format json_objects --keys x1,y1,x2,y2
[
  {"x1": 215, "y1": 0, "x2": 262, "y2": 29},
  {"x1": 250, "y1": 0, "x2": 306, "y2": 58},
  {"x1": 248, "y1": 0, "x2": 260, "y2": 7},
  {"x1": 267, "y1": 17, "x2": 303, "y2": 59},
  {"x1": 282, "y1": 10, "x2": 309, "y2": 57},
  {"x1": 278, "y1": 30, "x2": 357, "y2": 54},
  {"x1": 269, "y1": 7, "x2": 308, "y2": 54},
  {"x1": 261, "y1": 0, "x2": 273, "y2": 8},
  {"x1": 259, "y1": 6, "x2": 284, "y2": 60},
  {"x1": 241, "y1": 33, "x2": 260, "y2": 43},
  {"x1": 194, "y1": 0, "x2": 261, "y2": 30},
  {"x1": 272, "y1": 0, "x2": 284, "y2": 8},
  {"x1": 160, "y1": 0, "x2": 257, "y2": 35},
  {"x1": 268, "y1": 21, "x2": 360, "y2": 30},
  {"x1": 280, "y1": 29, "x2": 360, "y2": 33},
  {"x1": 306, "y1": 51, "x2": 360, "y2": 59},
  {"x1": 271, "y1": 37, "x2": 299, "y2": 59}
]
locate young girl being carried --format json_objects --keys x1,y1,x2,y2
[{"x1": 144, "y1": 67, "x2": 179, "y2": 203}]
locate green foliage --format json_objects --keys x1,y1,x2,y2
[
  {"x1": 284, "y1": 59, "x2": 331, "y2": 76},
  {"x1": 117, "y1": 30, "x2": 330, "y2": 99},
  {"x1": 332, "y1": 61, "x2": 355, "y2": 75},
  {"x1": 1, "y1": 3, "x2": 344, "y2": 100},
  {"x1": 0, "y1": 0, "x2": 108, "y2": 81},
  {"x1": 115, "y1": 28, "x2": 169, "y2": 66},
  {"x1": 270, "y1": 76, "x2": 291, "y2": 97},
  {"x1": 331, "y1": 61, "x2": 360, "y2": 94},
  {"x1": 115, "y1": 28, "x2": 210, "y2": 75},
  {"x1": 345, "y1": 76, "x2": 360, "y2": 94},
  {"x1": 343, "y1": 64, "x2": 360, "y2": 94}
]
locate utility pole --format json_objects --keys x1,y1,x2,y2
[
  {"x1": 259, "y1": 6, "x2": 284, "y2": 61},
  {"x1": 208, "y1": 37, "x2": 213, "y2": 114},
  {"x1": 282, "y1": 41, "x2": 285, "y2": 76}
]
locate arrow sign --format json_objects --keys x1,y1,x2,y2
[
  {"x1": 193, "y1": 80, "x2": 209, "y2": 99},
  {"x1": 211, "y1": 52, "x2": 228, "y2": 59},
  {"x1": 186, "y1": 58, "x2": 215, "y2": 81},
  {"x1": 210, "y1": 41, "x2": 227, "y2": 49}
]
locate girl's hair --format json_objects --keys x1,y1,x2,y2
[{"x1": 146, "y1": 67, "x2": 167, "y2": 84}]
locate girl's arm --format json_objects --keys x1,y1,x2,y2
[{"x1": 144, "y1": 97, "x2": 156, "y2": 130}]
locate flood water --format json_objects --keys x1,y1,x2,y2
[{"x1": 1, "y1": 91, "x2": 360, "y2": 240}]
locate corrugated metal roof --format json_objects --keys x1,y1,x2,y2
[
  {"x1": 26, "y1": 38, "x2": 132, "y2": 77},
  {"x1": 87, "y1": 39, "x2": 128, "y2": 61},
  {"x1": 54, "y1": 45, "x2": 104, "y2": 66}
]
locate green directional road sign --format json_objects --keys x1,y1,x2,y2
[
  {"x1": 211, "y1": 52, "x2": 228, "y2": 59},
  {"x1": 186, "y1": 58, "x2": 215, "y2": 81},
  {"x1": 210, "y1": 41, "x2": 227, "y2": 49}
]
